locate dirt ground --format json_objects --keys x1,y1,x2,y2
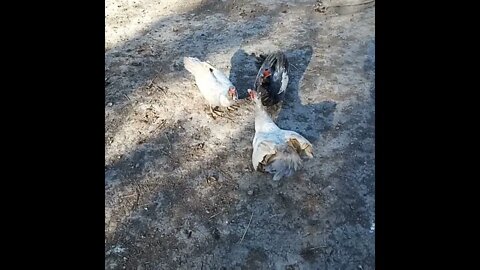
[{"x1": 105, "y1": 0, "x2": 375, "y2": 269}]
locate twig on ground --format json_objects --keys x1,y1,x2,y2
[{"x1": 240, "y1": 211, "x2": 254, "y2": 243}]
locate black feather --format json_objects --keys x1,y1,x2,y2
[{"x1": 254, "y1": 51, "x2": 289, "y2": 106}]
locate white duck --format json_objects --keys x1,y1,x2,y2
[
  {"x1": 183, "y1": 57, "x2": 239, "y2": 118},
  {"x1": 248, "y1": 89, "x2": 314, "y2": 181}
]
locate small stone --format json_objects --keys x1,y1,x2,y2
[
  {"x1": 358, "y1": 265, "x2": 363, "y2": 270},
  {"x1": 107, "y1": 102, "x2": 113, "y2": 107},
  {"x1": 247, "y1": 190, "x2": 253, "y2": 196},
  {"x1": 135, "y1": 163, "x2": 140, "y2": 168}
]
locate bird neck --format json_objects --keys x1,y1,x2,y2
[{"x1": 254, "y1": 99, "x2": 277, "y2": 132}]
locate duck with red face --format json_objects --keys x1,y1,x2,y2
[
  {"x1": 247, "y1": 89, "x2": 313, "y2": 181},
  {"x1": 253, "y1": 51, "x2": 289, "y2": 107},
  {"x1": 183, "y1": 56, "x2": 239, "y2": 119}
]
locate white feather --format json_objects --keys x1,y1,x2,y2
[{"x1": 278, "y1": 72, "x2": 289, "y2": 94}]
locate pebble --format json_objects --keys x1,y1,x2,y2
[{"x1": 247, "y1": 190, "x2": 253, "y2": 196}]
